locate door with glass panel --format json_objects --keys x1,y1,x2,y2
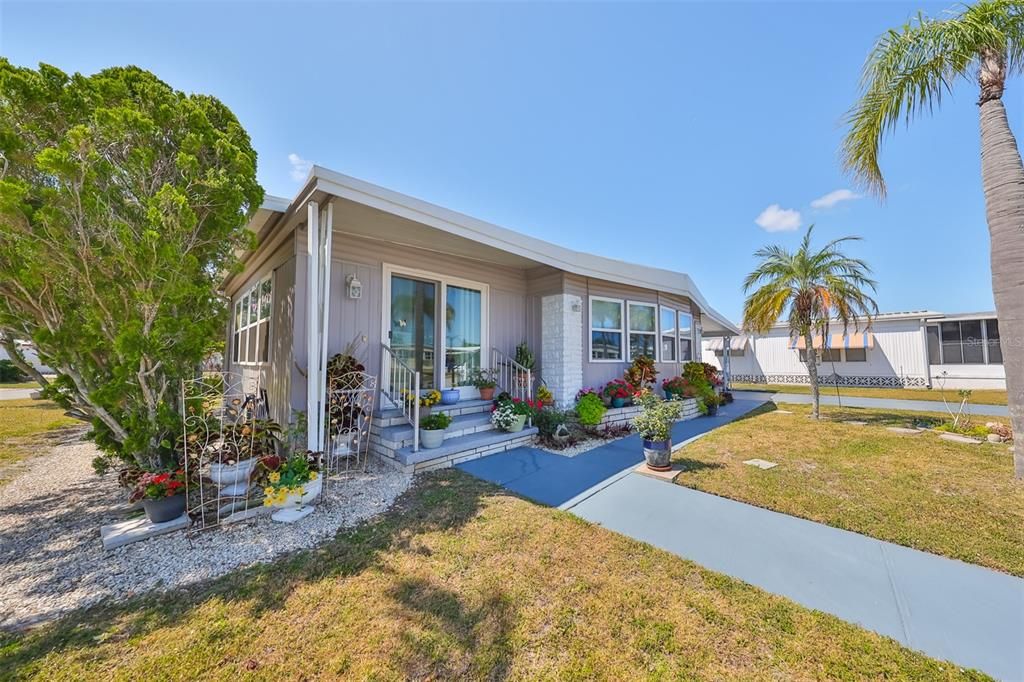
[
  {"x1": 389, "y1": 275, "x2": 437, "y2": 389},
  {"x1": 444, "y1": 285, "x2": 484, "y2": 397}
]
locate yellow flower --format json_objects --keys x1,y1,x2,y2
[
  {"x1": 268, "y1": 472, "x2": 281, "y2": 484},
  {"x1": 263, "y1": 487, "x2": 273, "y2": 496},
  {"x1": 263, "y1": 498, "x2": 273, "y2": 507},
  {"x1": 309, "y1": 472, "x2": 318, "y2": 481}
]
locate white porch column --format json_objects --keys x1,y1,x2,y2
[
  {"x1": 306, "y1": 200, "x2": 333, "y2": 452},
  {"x1": 541, "y1": 293, "x2": 583, "y2": 408}
]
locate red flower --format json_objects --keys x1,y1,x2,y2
[{"x1": 153, "y1": 473, "x2": 170, "y2": 484}]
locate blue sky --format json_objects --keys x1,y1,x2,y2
[{"x1": 3, "y1": 1, "x2": 1017, "y2": 323}]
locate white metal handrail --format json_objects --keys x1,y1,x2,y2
[
  {"x1": 491, "y1": 347, "x2": 533, "y2": 402},
  {"x1": 381, "y1": 343, "x2": 421, "y2": 452}
]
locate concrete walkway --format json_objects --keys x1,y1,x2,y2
[
  {"x1": 458, "y1": 397, "x2": 1023, "y2": 679},
  {"x1": 736, "y1": 389, "x2": 1010, "y2": 417},
  {"x1": 569, "y1": 474, "x2": 1023, "y2": 680},
  {"x1": 457, "y1": 398, "x2": 765, "y2": 507}
]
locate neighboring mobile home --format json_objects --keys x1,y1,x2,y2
[
  {"x1": 702, "y1": 310, "x2": 1006, "y2": 390},
  {"x1": 223, "y1": 167, "x2": 738, "y2": 470}
]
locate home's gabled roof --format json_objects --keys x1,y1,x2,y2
[{"x1": 247, "y1": 166, "x2": 740, "y2": 336}]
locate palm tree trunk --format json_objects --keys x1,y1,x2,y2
[
  {"x1": 978, "y1": 97, "x2": 1024, "y2": 478},
  {"x1": 805, "y1": 333, "x2": 820, "y2": 419}
]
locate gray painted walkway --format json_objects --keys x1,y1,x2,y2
[
  {"x1": 569, "y1": 475, "x2": 1024, "y2": 680},
  {"x1": 736, "y1": 389, "x2": 1010, "y2": 417},
  {"x1": 458, "y1": 398, "x2": 1023, "y2": 679}
]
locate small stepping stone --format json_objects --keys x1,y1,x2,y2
[
  {"x1": 886, "y1": 427, "x2": 922, "y2": 435},
  {"x1": 843, "y1": 420, "x2": 868, "y2": 426},
  {"x1": 100, "y1": 513, "x2": 189, "y2": 550},
  {"x1": 939, "y1": 433, "x2": 982, "y2": 445},
  {"x1": 743, "y1": 458, "x2": 778, "y2": 470},
  {"x1": 773, "y1": 410, "x2": 793, "y2": 414}
]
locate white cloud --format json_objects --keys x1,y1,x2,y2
[
  {"x1": 810, "y1": 188, "x2": 862, "y2": 210},
  {"x1": 288, "y1": 153, "x2": 312, "y2": 182},
  {"x1": 754, "y1": 204, "x2": 802, "y2": 232}
]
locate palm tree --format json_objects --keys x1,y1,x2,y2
[
  {"x1": 842, "y1": 0, "x2": 1024, "y2": 477},
  {"x1": 743, "y1": 226, "x2": 879, "y2": 419}
]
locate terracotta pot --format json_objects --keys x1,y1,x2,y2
[
  {"x1": 142, "y1": 494, "x2": 186, "y2": 524},
  {"x1": 479, "y1": 387, "x2": 495, "y2": 401}
]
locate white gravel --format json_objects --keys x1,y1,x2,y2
[
  {"x1": 536, "y1": 432, "x2": 631, "y2": 458},
  {"x1": 0, "y1": 438, "x2": 411, "y2": 630}
]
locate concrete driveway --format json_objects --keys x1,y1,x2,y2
[{"x1": 0, "y1": 388, "x2": 35, "y2": 401}]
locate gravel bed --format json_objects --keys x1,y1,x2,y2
[
  {"x1": 536, "y1": 432, "x2": 631, "y2": 458},
  {"x1": 0, "y1": 438, "x2": 411, "y2": 630}
]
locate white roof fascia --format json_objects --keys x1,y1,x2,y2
[{"x1": 308, "y1": 166, "x2": 739, "y2": 335}]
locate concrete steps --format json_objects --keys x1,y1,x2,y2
[{"x1": 394, "y1": 427, "x2": 538, "y2": 473}]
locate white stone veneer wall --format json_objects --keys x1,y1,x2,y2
[{"x1": 541, "y1": 293, "x2": 583, "y2": 408}]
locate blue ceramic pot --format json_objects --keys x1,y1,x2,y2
[
  {"x1": 611, "y1": 397, "x2": 626, "y2": 408},
  {"x1": 440, "y1": 389, "x2": 460, "y2": 405}
]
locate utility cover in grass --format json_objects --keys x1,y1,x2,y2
[
  {"x1": 843, "y1": 420, "x2": 868, "y2": 426},
  {"x1": 743, "y1": 458, "x2": 778, "y2": 470},
  {"x1": 939, "y1": 433, "x2": 983, "y2": 445}
]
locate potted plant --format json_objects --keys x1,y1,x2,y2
[
  {"x1": 209, "y1": 417, "x2": 281, "y2": 497},
  {"x1": 420, "y1": 411, "x2": 452, "y2": 448},
  {"x1": 440, "y1": 387, "x2": 461, "y2": 405},
  {"x1": 515, "y1": 341, "x2": 535, "y2": 373},
  {"x1": 575, "y1": 391, "x2": 607, "y2": 427},
  {"x1": 402, "y1": 389, "x2": 441, "y2": 415},
  {"x1": 262, "y1": 452, "x2": 321, "y2": 514},
  {"x1": 492, "y1": 398, "x2": 537, "y2": 432},
  {"x1": 702, "y1": 391, "x2": 723, "y2": 416},
  {"x1": 536, "y1": 384, "x2": 554, "y2": 406},
  {"x1": 602, "y1": 379, "x2": 634, "y2": 408},
  {"x1": 130, "y1": 469, "x2": 188, "y2": 523},
  {"x1": 633, "y1": 393, "x2": 682, "y2": 471},
  {"x1": 624, "y1": 354, "x2": 657, "y2": 390},
  {"x1": 470, "y1": 368, "x2": 498, "y2": 401},
  {"x1": 662, "y1": 376, "x2": 687, "y2": 400}
]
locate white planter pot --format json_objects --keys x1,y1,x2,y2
[
  {"x1": 420, "y1": 428, "x2": 446, "y2": 449},
  {"x1": 270, "y1": 476, "x2": 323, "y2": 523},
  {"x1": 209, "y1": 458, "x2": 258, "y2": 496}
]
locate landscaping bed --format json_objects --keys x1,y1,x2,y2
[
  {"x1": 671, "y1": 403, "x2": 1023, "y2": 576},
  {"x1": 0, "y1": 439, "x2": 411, "y2": 630},
  {"x1": 0, "y1": 470, "x2": 985, "y2": 680}
]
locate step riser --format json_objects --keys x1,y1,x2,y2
[
  {"x1": 371, "y1": 420, "x2": 497, "y2": 453},
  {"x1": 373, "y1": 400, "x2": 494, "y2": 427},
  {"x1": 373, "y1": 432, "x2": 537, "y2": 474}
]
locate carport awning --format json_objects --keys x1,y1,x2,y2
[
  {"x1": 789, "y1": 332, "x2": 874, "y2": 350},
  {"x1": 705, "y1": 335, "x2": 750, "y2": 351}
]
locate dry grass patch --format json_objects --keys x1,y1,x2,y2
[
  {"x1": 0, "y1": 399, "x2": 79, "y2": 484},
  {"x1": 0, "y1": 472, "x2": 987, "y2": 680},
  {"x1": 732, "y1": 383, "x2": 1008, "y2": 406},
  {"x1": 673, "y1": 403, "x2": 1023, "y2": 575}
]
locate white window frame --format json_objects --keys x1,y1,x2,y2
[
  {"x1": 935, "y1": 318, "x2": 997, "y2": 366},
  {"x1": 677, "y1": 311, "x2": 694, "y2": 362},
  {"x1": 659, "y1": 305, "x2": 678, "y2": 363},
  {"x1": 626, "y1": 302, "x2": 658, "y2": 362},
  {"x1": 232, "y1": 275, "x2": 273, "y2": 366},
  {"x1": 589, "y1": 296, "x2": 625, "y2": 362}
]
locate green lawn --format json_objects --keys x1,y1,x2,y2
[
  {"x1": 672, "y1": 403, "x2": 1023, "y2": 576},
  {"x1": 732, "y1": 383, "x2": 1008, "y2": 406},
  {"x1": 0, "y1": 471, "x2": 986, "y2": 680},
  {"x1": 0, "y1": 382, "x2": 38, "y2": 389},
  {"x1": 0, "y1": 399, "x2": 78, "y2": 484}
]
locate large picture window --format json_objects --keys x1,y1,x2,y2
[
  {"x1": 627, "y1": 303, "x2": 657, "y2": 360},
  {"x1": 233, "y1": 276, "x2": 272, "y2": 365},
  {"x1": 590, "y1": 297, "x2": 624, "y2": 361}
]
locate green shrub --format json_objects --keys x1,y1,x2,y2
[
  {"x1": 0, "y1": 359, "x2": 27, "y2": 383},
  {"x1": 575, "y1": 393, "x2": 607, "y2": 426},
  {"x1": 420, "y1": 412, "x2": 452, "y2": 430},
  {"x1": 534, "y1": 408, "x2": 568, "y2": 437}
]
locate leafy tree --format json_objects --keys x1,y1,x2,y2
[
  {"x1": 0, "y1": 60, "x2": 262, "y2": 470},
  {"x1": 742, "y1": 227, "x2": 878, "y2": 419},
  {"x1": 841, "y1": 0, "x2": 1024, "y2": 477}
]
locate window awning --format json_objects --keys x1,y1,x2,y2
[
  {"x1": 790, "y1": 332, "x2": 874, "y2": 350},
  {"x1": 705, "y1": 335, "x2": 750, "y2": 351}
]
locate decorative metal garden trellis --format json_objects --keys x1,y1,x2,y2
[
  {"x1": 181, "y1": 371, "x2": 271, "y2": 531},
  {"x1": 320, "y1": 370, "x2": 376, "y2": 485}
]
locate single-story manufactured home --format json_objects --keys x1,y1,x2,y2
[
  {"x1": 702, "y1": 310, "x2": 1007, "y2": 390},
  {"x1": 223, "y1": 167, "x2": 738, "y2": 470}
]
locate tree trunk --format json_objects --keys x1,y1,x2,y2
[
  {"x1": 0, "y1": 335, "x2": 49, "y2": 388},
  {"x1": 805, "y1": 333, "x2": 820, "y2": 419},
  {"x1": 978, "y1": 97, "x2": 1024, "y2": 478}
]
